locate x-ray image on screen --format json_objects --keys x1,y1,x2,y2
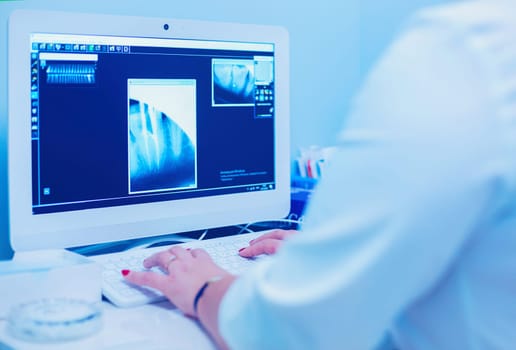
[
  {"x1": 254, "y1": 57, "x2": 274, "y2": 85},
  {"x1": 212, "y1": 59, "x2": 255, "y2": 106},
  {"x1": 128, "y1": 79, "x2": 197, "y2": 194}
]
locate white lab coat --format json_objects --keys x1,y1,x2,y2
[{"x1": 220, "y1": 1, "x2": 516, "y2": 349}]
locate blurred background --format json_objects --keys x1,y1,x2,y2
[{"x1": 0, "y1": 0, "x2": 453, "y2": 259}]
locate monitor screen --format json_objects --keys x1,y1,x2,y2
[{"x1": 8, "y1": 10, "x2": 290, "y2": 251}]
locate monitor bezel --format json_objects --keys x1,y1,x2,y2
[{"x1": 8, "y1": 9, "x2": 290, "y2": 251}]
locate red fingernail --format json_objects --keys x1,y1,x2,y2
[
  {"x1": 238, "y1": 247, "x2": 245, "y2": 252},
  {"x1": 121, "y1": 269, "x2": 130, "y2": 276}
]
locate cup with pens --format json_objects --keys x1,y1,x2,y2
[{"x1": 290, "y1": 145, "x2": 336, "y2": 220}]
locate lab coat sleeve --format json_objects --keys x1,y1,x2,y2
[{"x1": 219, "y1": 22, "x2": 503, "y2": 350}]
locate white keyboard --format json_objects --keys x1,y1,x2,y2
[{"x1": 89, "y1": 231, "x2": 266, "y2": 308}]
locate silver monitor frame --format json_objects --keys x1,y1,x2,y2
[{"x1": 8, "y1": 9, "x2": 290, "y2": 251}]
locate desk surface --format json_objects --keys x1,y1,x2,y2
[{"x1": 0, "y1": 300, "x2": 216, "y2": 350}]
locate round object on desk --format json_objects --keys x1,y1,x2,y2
[{"x1": 7, "y1": 298, "x2": 102, "y2": 342}]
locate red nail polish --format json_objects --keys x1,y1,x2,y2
[{"x1": 121, "y1": 269, "x2": 130, "y2": 276}]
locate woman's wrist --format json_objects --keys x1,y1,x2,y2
[
  {"x1": 193, "y1": 275, "x2": 224, "y2": 316},
  {"x1": 196, "y1": 274, "x2": 236, "y2": 350}
]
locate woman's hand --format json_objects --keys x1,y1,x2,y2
[
  {"x1": 122, "y1": 246, "x2": 232, "y2": 317},
  {"x1": 238, "y1": 229, "x2": 298, "y2": 258}
]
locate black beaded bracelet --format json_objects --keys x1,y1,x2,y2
[{"x1": 193, "y1": 275, "x2": 223, "y2": 316}]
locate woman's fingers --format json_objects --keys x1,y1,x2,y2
[
  {"x1": 142, "y1": 246, "x2": 191, "y2": 270},
  {"x1": 239, "y1": 239, "x2": 283, "y2": 257},
  {"x1": 123, "y1": 269, "x2": 171, "y2": 291},
  {"x1": 249, "y1": 229, "x2": 297, "y2": 245},
  {"x1": 238, "y1": 229, "x2": 298, "y2": 257}
]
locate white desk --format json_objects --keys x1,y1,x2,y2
[{"x1": 0, "y1": 300, "x2": 216, "y2": 350}]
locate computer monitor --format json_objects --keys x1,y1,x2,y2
[{"x1": 8, "y1": 9, "x2": 290, "y2": 251}]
